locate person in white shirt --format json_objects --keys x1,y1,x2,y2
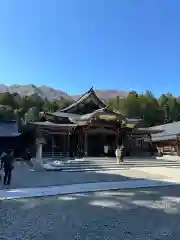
[
  {"x1": 115, "y1": 145, "x2": 124, "y2": 164},
  {"x1": 115, "y1": 146, "x2": 121, "y2": 164},
  {"x1": 104, "y1": 145, "x2": 109, "y2": 157}
]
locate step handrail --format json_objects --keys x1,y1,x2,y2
[{"x1": 43, "y1": 152, "x2": 69, "y2": 159}]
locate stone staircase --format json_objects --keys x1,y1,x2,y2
[{"x1": 42, "y1": 157, "x2": 180, "y2": 172}]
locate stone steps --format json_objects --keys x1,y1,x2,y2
[{"x1": 43, "y1": 158, "x2": 180, "y2": 172}]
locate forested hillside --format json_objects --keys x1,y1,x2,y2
[
  {"x1": 0, "y1": 90, "x2": 179, "y2": 127},
  {"x1": 105, "y1": 91, "x2": 180, "y2": 126}
]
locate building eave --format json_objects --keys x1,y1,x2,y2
[
  {"x1": 29, "y1": 121, "x2": 77, "y2": 129},
  {"x1": 151, "y1": 134, "x2": 178, "y2": 142},
  {"x1": 46, "y1": 107, "x2": 126, "y2": 123}
]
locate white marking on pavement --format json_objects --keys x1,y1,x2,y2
[{"x1": 0, "y1": 179, "x2": 179, "y2": 200}]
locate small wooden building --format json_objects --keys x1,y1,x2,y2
[
  {"x1": 31, "y1": 88, "x2": 155, "y2": 158},
  {"x1": 0, "y1": 120, "x2": 36, "y2": 157},
  {"x1": 150, "y1": 122, "x2": 180, "y2": 156},
  {"x1": 0, "y1": 120, "x2": 20, "y2": 154}
]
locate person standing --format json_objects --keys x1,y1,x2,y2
[
  {"x1": 25, "y1": 149, "x2": 32, "y2": 162},
  {"x1": 27, "y1": 150, "x2": 33, "y2": 167},
  {"x1": 115, "y1": 146, "x2": 121, "y2": 164},
  {"x1": 115, "y1": 145, "x2": 125, "y2": 164},
  {"x1": 104, "y1": 144, "x2": 109, "y2": 157},
  {"x1": 120, "y1": 145, "x2": 125, "y2": 162},
  {"x1": 0, "y1": 149, "x2": 14, "y2": 186},
  {"x1": 0, "y1": 151, "x2": 7, "y2": 181}
]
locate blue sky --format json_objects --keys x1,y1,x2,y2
[{"x1": 0, "y1": 0, "x2": 180, "y2": 96}]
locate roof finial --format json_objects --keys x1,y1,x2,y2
[
  {"x1": 89, "y1": 86, "x2": 94, "y2": 92},
  {"x1": 88, "y1": 87, "x2": 94, "y2": 93}
]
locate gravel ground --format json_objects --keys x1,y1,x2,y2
[{"x1": 1, "y1": 185, "x2": 180, "y2": 239}]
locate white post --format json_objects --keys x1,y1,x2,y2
[
  {"x1": 36, "y1": 143, "x2": 42, "y2": 159},
  {"x1": 34, "y1": 143, "x2": 43, "y2": 169}
]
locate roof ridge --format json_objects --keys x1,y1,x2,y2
[
  {"x1": 60, "y1": 87, "x2": 106, "y2": 112},
  {"x1": 74, "y1": 87, "x2": 94, "y2": 103}
]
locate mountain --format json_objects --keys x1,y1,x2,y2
[
  {"x1": 0, "y1": 84, "x2": 72, "y2": 100},
  {"x1": 0, "y1": 84, "x2": 129, "y2": 101}
]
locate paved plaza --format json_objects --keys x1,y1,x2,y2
[
  {"x1": 1, "y1": 158, "x2": 180, "y2": 190},
  {"x1": 1, "y1": 186, "x2": 180, "y2": 240}
]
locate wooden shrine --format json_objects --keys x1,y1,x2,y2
[{"x1": 31, "y1": 88, "x2": 154, "y2": 158}]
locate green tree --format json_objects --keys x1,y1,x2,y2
[
  {"x1": 166, "y1": 95, "x2": 179, "y2": 122},
  {"x1": 142, "y1": 91, "x2": 164, "y2": 126},
  {"x1": 0, "y1": 92, "x2": 18, "y2": 109},
  {"x1": 21, "y1": 94, "x2": 44, "y2": 113},
  {"x1": 122, "y1": 91, "x2": 141, "y2": 117},
  {"x1": 25, "y1": 107, "x2": 40, "y2": 123},
  {"x1": 0, "y1": 105, "x2": 15, "y2": 120}
]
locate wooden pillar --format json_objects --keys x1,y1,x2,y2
[
  {"x1": 84, "y1": 131, "x2": 88, "y2": 156},
  {"x1": 67, "y1": 132, "x2": 70, "y2": 157},
  {"x1": 177, "y1": 143, "x2": 180, "y2": 156},
  {"x1": 177, "y1": 137, "x2": 180, "y2": 156},
  {"x1": 77, "y1": 131, "x2": 81, "y2": 158},
  {"x1": 149, "y1": 133, "x2": 153, "y2": 155},
  {"x1": 116, "y1": 133, "x2": 119, "y2": 147},
  {"x1": 51, "y1": 135, "x2": 54, "y2": 157}
]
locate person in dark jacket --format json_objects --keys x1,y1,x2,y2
[
  {"x1": 27, "y1": 149, "x2": 34, "y2": 167},
  {"x1": 0, "y1": 149, "x2": 14, "y2": 186}
]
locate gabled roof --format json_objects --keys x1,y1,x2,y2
[
  {"x1": 150, "y1": 121, "x2": 180, "y2": 142},
  {"x1": 60, "y1": 87, "x2": 106, "y2": 113}
]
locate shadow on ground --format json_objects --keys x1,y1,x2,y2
[{"x1": 1, "y1": 185, "x2": 180, "y2": 239}]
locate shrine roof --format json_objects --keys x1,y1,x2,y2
[
  {"x1": 47, "y1": 107, "x2": 125, "y2": 123},
  {"x1": 135, "y1": 127, "x2": 162, "y2": 133},
  {"x1": 151, "y1": 134, "x2": 177, "y2": 142},
  {"x1": 60, "y1": 87, "x2": 106, "y2": 113},
  {"x1": 126, "y1": 118, "x2": 142, "y2": 124},
  {"x1": 46, "y1": 112, "x2": 80, "y2": 119},
  {"x1": 150, "y1": 121, "x2": 180, "y2": 142},
  {"x1": 30, "y1": 121, "x2": 77, "y2": 129}
]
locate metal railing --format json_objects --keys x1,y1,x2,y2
[{"x1": 42, "y1": 152, "x2": 69, "y2": 161}]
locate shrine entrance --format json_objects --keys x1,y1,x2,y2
[
  {"x1": 87, "y1": 134, "x2": 105, "y2": 157},
  {"x1": 84, "y1": 126, "x2": 118, "y2": 157}
]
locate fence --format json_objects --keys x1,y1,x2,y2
[{"x1": 42, "y1": 151, "x2": 69, "y2": 162}]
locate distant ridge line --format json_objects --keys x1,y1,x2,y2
[{"x1": 0, "y1": 84, "x2": 129, "y2": 101}]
